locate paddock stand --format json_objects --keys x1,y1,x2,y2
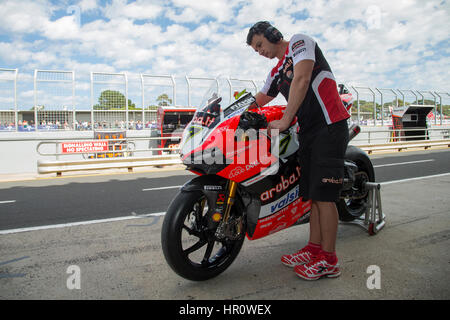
[{"x1": 344, "y1": 182, "x2": 386, "y2": 236}]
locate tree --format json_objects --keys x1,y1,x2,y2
[
  {"x1": 157, "y1": 93, "x2": 173, "y2": 106},
  {"x1": 30, "y1": 105, "x2": 45, "y2": 111},
  {"x1": 93, "y1": 90, "x2": 136, "y2": 110},
  {"x1": 128, "y1": 99, "x2": 142, "y2": 110}
]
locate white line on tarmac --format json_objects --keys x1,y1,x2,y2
[
  {"x1": 142, "y1": 186, "x2": 182, "y2": 191},
  {"x1": 2, "y1": 172, "x2": 450, "y2": 235},
  {"x1": 132, "y1": 211, "x2": 166, "y2": 217},
  {"x1": 380, "y1": 172, "x2": 450, "y2": 185},
  {"x1": 0, "y1": 212, "x2": 166, "y2": 235},
  {"x1": 0, "y1": 200, "x2": 16, "y2": 204},
  {"x1": 374, "y1": 159, "x2": 435, "y2": 168}
]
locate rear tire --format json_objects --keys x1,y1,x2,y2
[
  {"x1": 337, "y1": 146, "x2": 375, "y2": 222},
  {"x1": 161, "y1": 190, "x2": 245, "y2": 281}
]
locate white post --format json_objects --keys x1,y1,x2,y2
[
  {"x1": 170, "y1": 75, "x2": 176, "y2": 106},
  {"x1": 14, "y1": 69, "x2": 18, "y2": 132},
  {"x1": 352, "y1": 86, "x2": 360, "y2": 124},
  {"x1": 34, "y1": 69, "x2": 38, "y2": 132},
  {"x1": 375, "y1": 88, "x2": 383, "y2": 126},
  {"x1": 140, "y1": 74, "x2": 145, "y2": 126},
  {"x1": 185, "y1": 76, "x2": 191, "y2": 106},
  {"x1": 125, "y1": 73, "x2": 129, "y2": 130},
  {"x1": 90, "y1": 72, "x2": 94, "y2": 129}
]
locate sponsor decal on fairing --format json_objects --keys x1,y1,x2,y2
[{"x1": 259, "y1": 185, "x2": 300, "y2": 218}]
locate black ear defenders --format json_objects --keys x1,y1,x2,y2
[
  {"x1": 248, "y1": 21, "x2": 283, "y2": 44},
  {"x1": 264, "y1": 25, "x2": 283, "y2": 43}
]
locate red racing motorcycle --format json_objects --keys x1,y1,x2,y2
[{"x1": 161, "y1": 83, "x2": 375, "y2": 281}]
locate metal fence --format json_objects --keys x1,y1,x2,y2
[
  {"x1": 34, "y1": 70, "x2": 75, "y2": 130},
  {"x1": 0, "y1": 68, "x2": 18, "y2": 129},
  {"x1": 91, "y1": 72, "x2": 128, "y2": 131},
  {"x1": 347, "y1": 85, "x2": 450, "y2": 127},
  {"x1": 0, "y1": 68, "x2": 449, "y2": 132}
]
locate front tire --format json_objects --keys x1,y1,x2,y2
[{"x1": 161, "y1": 190, "x2": 245, "y2": 281}]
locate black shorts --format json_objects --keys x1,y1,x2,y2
[{"x1": 298, "y1": 119, "x2": 349, "y2": 202}]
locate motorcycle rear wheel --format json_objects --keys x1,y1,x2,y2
[
  {"x1": 161, "y1": 190, "x2": 245, "y2": 281},
  {"x1": 337, "y1": 146, "x2": 375, "y2": 222}
]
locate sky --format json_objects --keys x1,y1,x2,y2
[{"x1": 0, "y1": 0, "x2": 449, "y2": 109}]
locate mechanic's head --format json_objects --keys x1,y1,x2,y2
[{"x1": 247, "y1": 21, "x2": 284, "y2": 59}]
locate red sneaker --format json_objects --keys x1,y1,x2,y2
[
  {"x1": 281, "y1": 247, "x2": 315, "y2": 267},
  {"x1": 294, "y1": 254, "x2": 341, "y2": 280}
]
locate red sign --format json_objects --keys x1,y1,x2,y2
[{"x1": 61, "y1": 141, "x2": 109, "y2": 154}]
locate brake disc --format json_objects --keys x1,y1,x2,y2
[{"x1": 341, "y1": 171, "x2": 370, "y2": 200}]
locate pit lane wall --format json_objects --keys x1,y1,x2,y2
[
  {"x1": 0, "y1": 124, "x2": 449, "y2": 175},
  {"x1": 0, "y1": 130, "x2": 155, "y2": 175}
]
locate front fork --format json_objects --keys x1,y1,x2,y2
[
  {"x1": 223, "y1": 180, "x2": 237, "y2": 222},
  {"x1": 215, "y1": 180, "x2": 243, "y2": 239},
  {"x1": 218, "y1": 131, "x2": 246, "y2": 231},
  {"x1": 214, "y1": 132, "x2": 248, "y2": 238}
]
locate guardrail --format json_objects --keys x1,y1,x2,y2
[
  {"x1": 37, "y1": 154, "x2": 181, "y2": 175},
  {"x1": 351, "y1": 127, "x2": 450, "y2": 144},
  {"x1": 36, "y1": 136, "x2": 182, "y2": 176},
  {"x1": 35, "y1": 129, "x2": 450, "y2": 176},
  {"x1": 359, "y1": 139, "x2": 450, "y2": 154}
]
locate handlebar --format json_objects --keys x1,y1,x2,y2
[{"x1": 238, "y1": 110, "x2": 293, "y2": 140}]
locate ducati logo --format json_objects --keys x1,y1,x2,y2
[{"x1": 229, "y1": 166, "x2": 245, "y2": 178}]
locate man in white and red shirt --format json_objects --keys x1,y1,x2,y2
[{"x1": 247, "y1": 21, "x2": 350, "y2": 281}]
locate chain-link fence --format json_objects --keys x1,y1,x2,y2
[
  {"x1": 0, "y1": 68, "x2": 17, "y2": 131},
  {"x1": 91, "y1": 72, "x2": 128, "y2": 131},
  {"x1": 34, "y1": 70, "x2": 75, "y2": 131},
  {"x1": 141, "y1": 75, "x2": 176, "y2": 128}
]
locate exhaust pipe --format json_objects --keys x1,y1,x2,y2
[{"x1": 348, "y1": 123, "x2": 360, "y2": 142}]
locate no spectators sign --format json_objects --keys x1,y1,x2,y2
[{"x1": 61, "y1": 141, "x2": 109, "y2": 154}]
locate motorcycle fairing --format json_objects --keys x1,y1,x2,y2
[
  {"x1": 244, "y1": 155, "x2": 312, "y2": 240},
  {"x1": 181, "y1": 97, "x2": 278, "y2": 181},
  {"x1": 179, "y1": 92, "x2": 311, "y2": 241}
]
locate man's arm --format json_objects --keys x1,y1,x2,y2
[
  {"x1": 250, "y1": 92, "x2": 274, "y2": 109},
  {"x1": 267, "y1": 59, "x2": 314, "y2": 133}
]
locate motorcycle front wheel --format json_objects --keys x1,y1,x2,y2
[{"x1": 161, "y1": 190, "x2": 245, "y2": 281}]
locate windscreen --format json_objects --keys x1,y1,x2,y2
[{"x1": 179, "y1": 78, "x2": 256, "y2": 157}]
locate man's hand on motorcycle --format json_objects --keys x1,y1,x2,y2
[{"x1": 267, "y1": 117, "x2": 291, "y2": 136}]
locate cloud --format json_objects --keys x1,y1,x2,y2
[
  {"x1": 0, "y1": 0, "x2": 54, "y2": 34},
  {"x1": 0, "y1": 0, "x2": 448, "y2": 111},
  {"x1": 78, "y1": 0, "x2": 99, "y2": 12},
  {"x1": 274, "y1": 0, "x2": 450, "y2": 90},
  {"x1": 0, "y1": 41, "x2": 32, "y2": 63},
  {"x1": 103, "y1": 0, "x2": 165, "y2": 20},
  {"x1": 43, "y1": 15, "x2": 81, "y2": 40},
  {"x1": 168, "y1": 0, "x2": 236, "y2": 23}
]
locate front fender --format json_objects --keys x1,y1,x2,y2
[
  {"x1": 180, "y1": 174, "x2": 254, "y2": 236},
  {"x1": 181, "y1": 174, "x2": 229, "y2": 193},
  {"x1": 178, "y1": 175, "x2": 229, "y2": 230}
]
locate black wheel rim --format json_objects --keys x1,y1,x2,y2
[
  {"x1": 179, "y1": 196, "x2": 238, "y2": 269},
  {"x1": 344, "y1": 170, "x2": 370, "y2": 217}
]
